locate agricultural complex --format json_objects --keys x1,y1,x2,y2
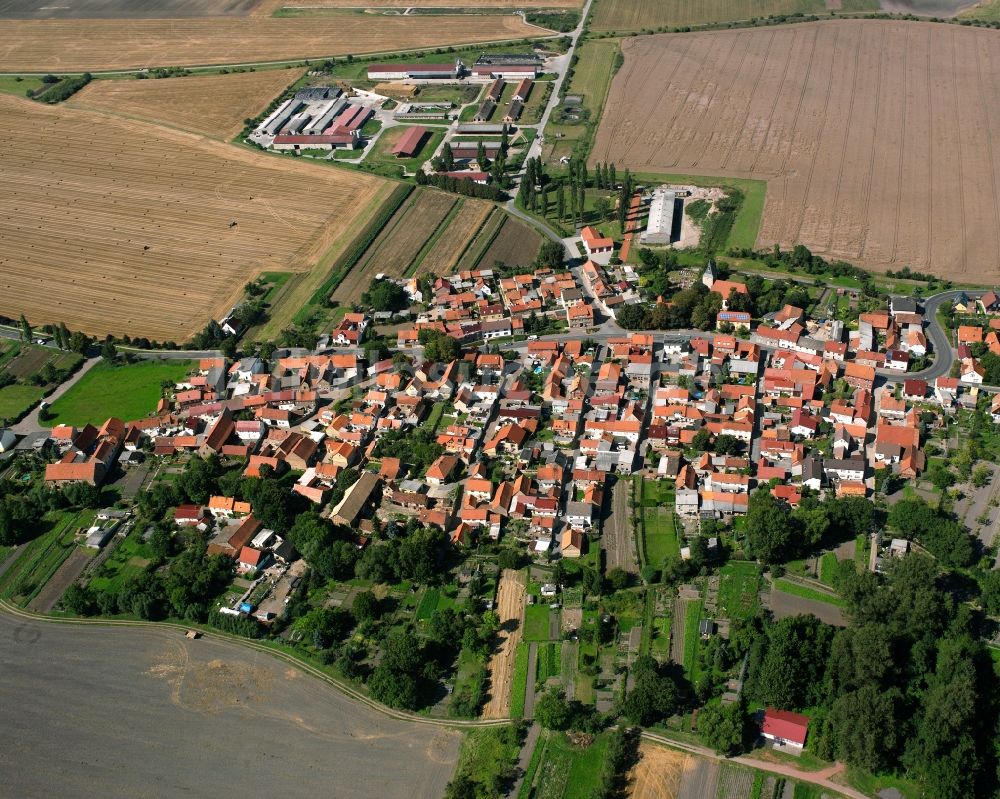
[
  {"x1": 0, "y1": 92, "x2": 386, "y2": 339},
  {"x1": 592, "y1": 20, "x2": 1000, "y2": 280},
  {"x1": 67, "y1": 68, "x2": 304, "y2": 139},
  {"x1": 0, "y1": 15, "x2": 546, "y2": 72}
]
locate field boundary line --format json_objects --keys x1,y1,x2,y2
[{"x1": 0, "y1": 599, "x2": 515, "y2": 729}]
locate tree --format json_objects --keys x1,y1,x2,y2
[
  {"x1": 594, "y1": 196, "x2": 612, "y2": 221},
  {"x1": 712, "y1": 434, "x2": 742, "y2": 455},
  {"x1": 606, "y1": 567, "x2": 631, "y2": 592},
  {"x1": 826, "y1": 685, "x2": 901, "y2": 772},
  {"x1": 19, "y1": 314, "x2": 31, "y2": 343},
  {"x1": 749, "y1": 615, "x2": 833, "y2": 709},
  {"x1": 697, "y1": 700, "x2": 748, "y2": 755},
  {"x1": 535, "y1": 687, "x2": 574, "y2": 730},
  {"x1": 352, "y1": 590, "x2": 381, "y2": 622},
  {"x1": 176, "y1": 454, "x2": 222, "y2": 504},
  {"x1": 744, "y1": 489, "x2": 797, "y2": 563},
  {"x1": 621, "y1": 656, "x2": 684, "y2": 725},
  {"x1": 971, "y1": 464, "x2": 991, "y2": 488},
  {"x1": 441, "y1": 142, "x2": 455, "y2": 172},
  {"x1": 557, "y1": 182, "x2": 566, "y2": 221},
  {"x1": 616, "y1": 303, "x2": 650, "y2": 331},
  {"x1": 419, "y1": 329, "x2": 459, "y2": 362},
  {"x1": 100, "y1": 338, "x2": 118, "y2": 362},
  {"x1": 536, "y1": 240, "x2": 565, "y2": 269},
  {"x1": 361, "y1": 278, "x2": 408, "y2": 312}
]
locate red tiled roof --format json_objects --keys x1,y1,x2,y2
[{"x1": 762, "y1": 708, "x2": 809, "y2": 745}]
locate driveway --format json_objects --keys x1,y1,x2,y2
[{"x1": 12, "y1": 356, "x2": 100, "y2": 435}]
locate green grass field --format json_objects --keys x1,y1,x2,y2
[
  {"x1": 773, "y1": 578, "x2": 846, "y2": 608},
  {"x1": 415, "y1": 587, "x2": 440, "y2": 622},
  {"x1": 718, "y1": 561, "x2": 762, "y2": 620},
  {"x1": 510, "y1": 641, "x2": 529, "y2": 718},
  {"x1": 44, "y1": 359, "x2": 192, "y2": 427},
  {"x1": 0, "y1": 383, "x2": 44, "y2": 422},
  {"x1": 452, "y1": 726, "x2": 522, "y2": 793},
  {"x1": 360, "y1": 125, "x2": 445, "y2": 179},
  {"x1": 524, "y1": 603, "x2": 554, "y2": 642},
  {"x1": 536, "y1": 642, "x2": 561, "y2": 687},
  {"x1": 0, "y1": 74, "x2": 44, "y2": 96},
  {"x1": 961, "y1": 0, "x2": 1000, "y2": 21},
  {"x1": 819, "y1": 552, "x2": 839, "y2": 588},
  {"x1": 643, "y1": 507, "x2": 680, "y2": 566},
  {"x1": 88, "y1": 530, "x2": 153, "y2": 595},
  {"x1": 533, "y1": 732, "x2": 609, "y2": 799}
]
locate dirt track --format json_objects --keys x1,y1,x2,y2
[
  {"x1": 592, "y1": 20, "x2": 1000, "y2": 280},
  {"x1": 26, "y1": 548, "x2": 91, "y2": 614},
  {"x1": 481, "y1": 568, "x2": 525, "y2": 719}
]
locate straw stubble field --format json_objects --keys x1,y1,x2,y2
[
  {"x1": 592, "y1": 20, "x2": 1000, "y2": 281},
  {"x1": 67, "y1": 69, "x2": 304, "y2": 139},
  {"x1": 481, "y1": 569, "x2": 526, "y2": 720},
  {"x1": 0, "y1": 15, "x2": 547, "y2": 71},
  {"x1": 0, "y1": 93, "x2": 386, "y2": 340}
]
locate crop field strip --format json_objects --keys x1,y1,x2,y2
[
  {"x1": 67, "y1": 69, "x2": 305, "y2": 140},
  {"x1": 477, "y1": 215, "x2": 543, "y2": 269},
  {"x1": 588, "y1": 0, "x2": 873, "y2": 32},
  {"x1": 0, "y1": 15, "x2": 547, "y2": 72},
  {"x1": 591, "y1": 20, "x2": 1000, "y2": 280},
  {"x1": 0, "y1": 94, "x2": 386, "y2": 340},
  {"x1": 0, "y1": 0, "x2": 265, "y2": 18},
  {"x1": 258, "y1": 0, "x2": 581, "y2": 8},
  {"x1": 331, "y1": 189, "x2": 457, "y2": 303},
  {"x1": 418, "y1": 199, "x2": 494, "y2": 276}
]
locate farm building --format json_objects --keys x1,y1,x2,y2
[
  {"x1": 393, "y1": 102, "x2": 453, "y2": 121},
  {"x1": 580, "y1": 226, "x2": 614, "y2": 264},
  {"x1": 471, "y1": 53, "x2": 540, "y2": 79},
  {"x1": 504, "y1": 100, "x2": 523, "y2": 123},
  {"x1": 440, "y1": 170, "x2": 488, "y2": 184},
  {"x1": 272, "y1": 132, "x2": 358, "y2": 151},
  {"x1": 761, "y1": 709, "x2": 809, "y2": 751},
  {"x1": 391, "y1": 126, "x2": 429, "y2": 158},
  {"x1": 473, "y1": 99, "x2": 496, "y2": 122},
  {"x1": 457, "y1": 123, "x2": 506, "y2": 135},
  {"x1": 367, "y1": 61, "x2": 461, "y2": 80},
  {"x1": 296, "y1": 87, "x2": 339, "y2": 102},
  {"x1": 512, "y1": 78, "x2": 533, "y2": 102},
  {"x1": 640, "y1": 187, "x2": 678, "y2": 245},
  {"x1": 451, "y1": 145, "x2": 500, "y2": 161},
  {"x1": 258, "y1": 98, "x2": 302, "y2": 135},
  {"x1": 486, "y1": 77, "x2": 505, "y2": 102}
]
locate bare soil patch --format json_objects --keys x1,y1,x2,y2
[
  {"x1": 68, "y1": 69, "x2": 304, "y2": 139},
  {"x1": 592, "y1": 20, "x2": 1000, "y2": 280},
  {"x1": 0, "y1": 15, "x2": 546, "y2": 71},
  {"x1": 481, "y1": 568, "x2": 526, "y2": 719},
  {"x1": 590, "y1": 0, "x2": 827, "y2": 33},
  {"x1": 0, "y1": 93, "x2": 385, "y2": 339},
  {"x1": 421, "y1": 199, "x2": 493, "y2": 275}
]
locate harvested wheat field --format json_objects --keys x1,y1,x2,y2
[
  {"x1": 481, "y1": 569, "x2": 526, "y2": 720},
  {"x1": 68, "y1": 69, "x2": 303, "y2": 139},
  {"x1": 0, "y1": 15, "x2": 546, "y2": 72},
  {"x1": 331, "y1": 188, "x2": 458, "y2": 303},
  {"x1": 592, "y1": 20, "x2": 1000, "y2": 280},
  {"x1": 0, "y1": 94, "x2": 386, "y2": 340},
  {"x1": 629, "y1": 743, "x2": 687, "y2": 799},
  {"x1": 590, "y1": 0, "x2": 832, "y2": 33}
]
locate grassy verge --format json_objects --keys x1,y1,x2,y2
[
  {"x1": 523, "y1": 603, "x2": 552, "y2": 642},
  {"x1": 773, "y1": 578, "x2": 846, "y2": 608},
  {"x1": 45, "y1": 359, "x2": 192, "y2": 427}
]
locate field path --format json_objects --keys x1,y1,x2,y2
[
  {"x1": 12, "y1": 357, "x2": 99, "y2": 435},
  {"x1": 481, "y1": 568, "x2": 526, "y2": 719}
]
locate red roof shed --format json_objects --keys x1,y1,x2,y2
[
  {"x1": 391, "y1": 125, "x2": 428, "y2": 157},
  {"x1": 762, "y1": 708, "x2": 809, "y2": 746}
]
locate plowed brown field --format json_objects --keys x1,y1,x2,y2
[
  {"x1": 481, "y1": 569, "x2": 526, "y2": 719},
  {"x1": 591, "y1": 20, "x2": 1000, "y2": 280},
  {"x1": 0, "y1": 94, "x2": 386, "y2": 340},
  {"x1": 68, "y1": 69, "x2": 303, "y2": 139},
  {"x1": 0, "y1": 15, "x2": 546, "y2": 72}
]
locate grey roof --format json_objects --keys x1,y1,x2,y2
[{"x1": 565, "y1": 501, "x2": 593, "y2": 518}]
